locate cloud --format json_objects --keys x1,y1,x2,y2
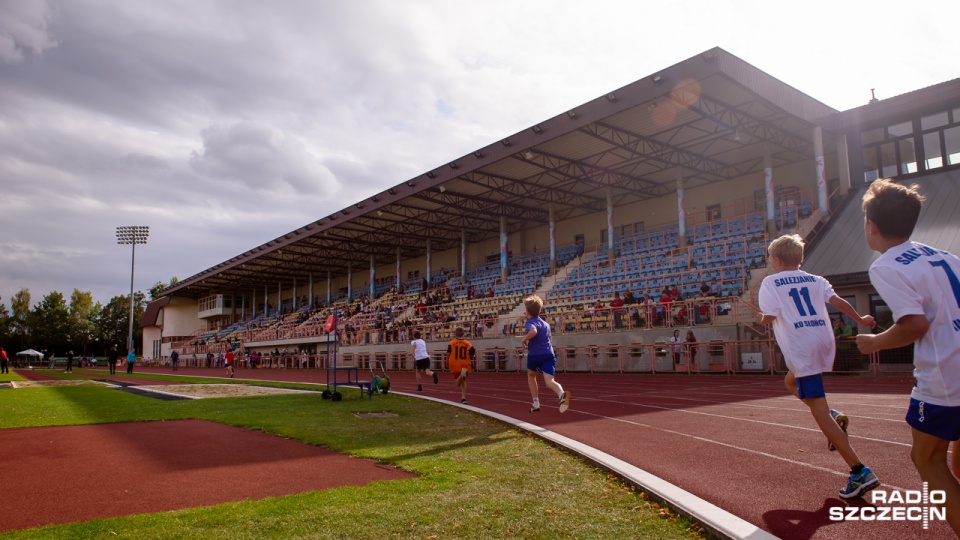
[
  {"x1": 0, "y1": 0, "x2": 58, "y2": 63},
  {"x1": 189, "y1": 121, "x2": 340, "y2": 196}
]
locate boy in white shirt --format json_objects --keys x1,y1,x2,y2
[
  {"x1": 757, "y1": 234, "x2": 879, "y2": 498},
  {"x1": 411, "y1": 331, "x2": 438, "y2": 392},
  {"x1": 856, "y1": 179, "x2": 960, "y2": 534}
]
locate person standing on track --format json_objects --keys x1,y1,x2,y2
[
  {"x1": 170, "y1": 350, "x2": 179, "y2": 371},
  {"x1": 411, "y1": 331, "x2": 438, "y2": 392},
  {"x1": 107, "y1": 345, "x2": 118, "y2": 375},
  {"x1": 446, "y1": 327, "x2": 475, "y2": 404},
  {"x1": 225, "y1": 349, "x2": 235, "y2": 378},
  {"x1": 856, "y1": 179, "x2": 960, "y2": 534},
  {"x1": 757, "y1": 233, "x2": 879, "y2": 499},
  {"x1": 126, "y1": 350, "x2": 136, "y2": 374},
  {"x1": 520, "y1": 294, "x2": 570, "y2": 414}
]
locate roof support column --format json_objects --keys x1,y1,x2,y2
[
  {"x1": 606, "y1": 188, "x2": 615, "y2": 261},
  {"x1": 426, "y1": 239, "x2": 432, "y2": 289},
  {"x1": 326, "y1": 270, "x2": 331, "y2": 306},
  {"x1": 292, "y1": 278, "x2": 297, "y2": 312},
  {"x1": 396, "y1": 246, "x2": 402, "y2": 292},
  {"x1": 369, "y1": 255, "x2": 376, "y2": 300},
  {"x1": 764, "y1": 146, "x2": 776, "y2": 238},
  {"x1": 677, "y1": 171, "x2": 687, "y2": 247},
  {"x1": 837, "y1": 132, "x2": 853, "y2": 198},
  {"x1": 549, "y1": 204, "x2": 557, "y2": 273},
  {"x1": 461, "y1": 229, "x2": 467, "y2": 285},
  {"x1": 308, "y1": 274, "x2": 313, "y2": 309},
  {"x1": 278, "y1": 282, "x2": 282, "y2": 314},
  {"x1": 814, "y1": 126, "x2": 829, "y2": 218},
  {"x1": 500, "y1": 216, "x2": 509, "y2": 280},
  {"x1": 347, "y1": 263, "x2": 352, "y2": 301},
  {"x1": 263, "y1": 285, "x2": 268, "y2": 316}
]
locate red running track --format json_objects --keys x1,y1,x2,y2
[{"x1": 46, "y1": 367, "x2": 956, "y2": 539}]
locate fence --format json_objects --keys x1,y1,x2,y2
[{"x1": 150, "y1": 337, "x2": 908, "y2": 377}]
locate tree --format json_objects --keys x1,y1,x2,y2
[
  {"x1": 32, "y1": 291, "x2": 71, "y2": 354},
  {"x1": 69, "y1": 289, "x2": 97, "y2": 355},
  {"x1": 149, "y1": 277, "x2": 179, "y2": 301},
  {"x1": 10, "y1": 288, "x2": 31, "y2": 350},
  {"x1": 0, "y1": 295, "x2": 12, "y2": 346},
  {"x1": 95, "y1": 292, "x2": 146, "y2": 354}
]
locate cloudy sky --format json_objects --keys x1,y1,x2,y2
[{"x1": 1, "y1": 0, "x2": 957, "y2": 307}]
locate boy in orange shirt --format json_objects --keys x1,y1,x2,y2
[{"x1": 447, "y1": 327, "x2": 476, "y2": 404}]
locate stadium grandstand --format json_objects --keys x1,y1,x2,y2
[{"x1": 143, "y1": 46, "x2": 960, "y2": 376}]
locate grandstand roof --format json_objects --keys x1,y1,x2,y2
[
  {"x1": 802, "y1": 169, "x2": 960, "y2": 286},
  {"x1": 164, "y1": 47, "x2": 838, "y2": 299}
]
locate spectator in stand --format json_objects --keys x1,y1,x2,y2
[
  {"x1": 700, "y1": 281, "x2": 710, "y2": 296},
  {"x1": 623, "y1": 289, "x2": 637, "y2": 305},
  {"x1": 669, "y1": 284, "x2": 681, "y2": 300},
  {"x1": 709, "y1": 277, "x2": 722, "y2": 297},
  {"x1": 610, "y1": 292, "x2": 624, "y2": 329},
  {"x1": 659, "y1": 289, "x2": 673, "y2": 327}
]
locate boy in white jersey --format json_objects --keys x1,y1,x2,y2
[
  {"x1": 856, "y1": 178, "x2": 960, "y2": 535},
  {"x1": 411, "y1": 331, "x2": 439, "y2": 392},
  {"x1": 757, "y1": 234, "x2": 879, "y2": 498}
]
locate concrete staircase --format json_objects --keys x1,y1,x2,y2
[{"x1": 499, "y1": 256, "x2": 582, "y2": 323}]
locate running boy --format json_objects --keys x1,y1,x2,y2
[
  {"x1": 224, "y1": 349, "x2": 235, "y2": 378},
  {"x1": 757, "y1": 233, "x2": 879, "y2": 498},
  {"x1": 411, "y1": 331, "x2": 438, "y2": 392},
  {"x1": 446, "y1": 327, "x2": 475, "y2": 404},
  {"x1": 520, "y1": 295, "x2": 570, "y2": 413},
  {"x1": 856, "y1": 179, "x2": 960, "y2": 534}
]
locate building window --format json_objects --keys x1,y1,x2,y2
[
  {"x1": 706, "y1": 204, "x2": 721, "y2": 220},
  {"x1": 869, "y1": 294, "x2": 893, "y2": 332},
  {"x1": 946, "y1": 126, "x2": 960, "y2": 166},
  {"x1": 862, "y1": 109, "x2": 960, "y2": 183}
]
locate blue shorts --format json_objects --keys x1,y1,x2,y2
[
  {"x1": 906, "y1": 398, "x2": 960, "y2": 441},
  {"x1": 796, "y1": 373, "x2": 826, "y2": 399},
  {"x1": 527, "y1": 352, "x2": 557, "y2": 376}
]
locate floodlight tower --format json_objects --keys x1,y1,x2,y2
[{"x1": 116, "y1": 226, "x2": 149, "y2": 353}]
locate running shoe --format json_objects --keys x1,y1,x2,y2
[
  {"x1": 417, "y1": 385, "x2": 422, "y2": 392},
  {"x1": 839, "y1": 467, "x2": 880, "y2": 499},
  {"x1": 530, "y1": 405, "x2": 540, "y2": 412},
  {"x1": 432, "y1": 371, "x2": 439, "y2": 384},
  {"x1": 559, "y1": 391, "x2": 571, "y2": 413},
  {"x1": 828, "y1": 409, "x2": 849, "y2": 452},
  {"x1": 460, "y1": 398, "x2": 467, "y2": 404}
]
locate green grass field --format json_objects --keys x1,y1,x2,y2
[{"x1": 0, "y1": 372, "x2": 705, "y2": 539}]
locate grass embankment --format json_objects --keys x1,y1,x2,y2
[{"x1": 0, "y1": 374, "x2": 705, "y2": 539}]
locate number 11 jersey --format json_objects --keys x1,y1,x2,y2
[{"x1": 759, "y1": 270, "x2": 837, "y2": 377}]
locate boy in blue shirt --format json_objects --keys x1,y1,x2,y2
[{"x1": 520, "y1": 295, "x2": 570, "y2": 413}]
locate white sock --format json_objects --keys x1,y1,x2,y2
[{"x1": 533, "y1": 398, "x2": 540, "y2": 407}]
